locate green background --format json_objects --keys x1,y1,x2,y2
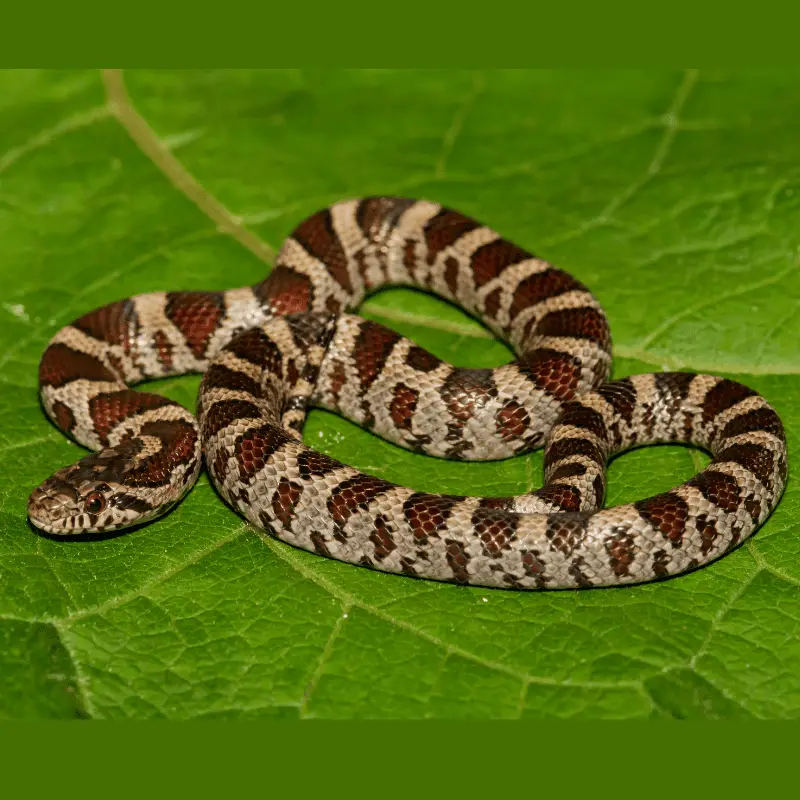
[{"x1": 0, "y1": 69, "x2": 798, "y2": 719}]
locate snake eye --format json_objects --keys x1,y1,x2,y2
[{"x1": 85, "y1": 492, "x2": 106, "y2": 514}]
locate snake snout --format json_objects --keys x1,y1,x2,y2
[{"x1": 27, "y1": 479, "x2": 81, "y2": 534}]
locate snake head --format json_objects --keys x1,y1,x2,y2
[{"x1": 27, "y1": 444, "x2": 163, "y2": 535}]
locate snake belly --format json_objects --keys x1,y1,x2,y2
[{"x1": 28, "y1": 197, "x2": 787, "y2": 590}]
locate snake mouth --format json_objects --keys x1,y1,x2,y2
[
  {"x1": 27, "y1": 512, "x2": 58, "y2": 534},
  {"x1": 27, "y1": 510, "x2": 77, "y2": 536},
  {"x1": 27, "y1": 505, "x2": 83, "y2": 536},
  {"x1": 27, "y1": 505, "x2": 124, "y2": 536}
]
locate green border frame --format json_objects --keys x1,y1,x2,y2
[
  {"x1": 2, "y1": 3, "x2": 800, "y2": 66},
  {"x1": 1, "y1": 721, "x2": 795, "y2": 791}
]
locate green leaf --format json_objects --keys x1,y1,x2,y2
[{"x1": 1, "y1": 69, "x2": 798, "y2": 719}]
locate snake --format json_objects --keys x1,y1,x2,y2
[{"x1": 27, "y1": 196, "x2": 788, "y2": 589}]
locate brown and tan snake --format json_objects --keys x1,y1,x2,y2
[{"x1": 28, "y1": 197, "x2": 788, "y2": 589}]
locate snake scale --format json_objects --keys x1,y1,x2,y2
[{"x1": 28, "y1": 197, "x2": 788, "y2": 589}]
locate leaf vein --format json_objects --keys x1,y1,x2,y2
[
  {"x1": 102, "y1": 69, "x2": 274, "y2": 266},
  {"x1": 259, "y1": 531, "x2": 642, "y2": 691},
  {"x1": 0, "y1": 105, "x2": 111, "y2": 175},
  {"x1": 61, "y1": 524, "x2": 248, "y2": 624},
  {"x1": 298, "y1": 606, "x2": 350, "y2": 719}
]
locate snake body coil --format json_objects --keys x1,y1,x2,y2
[{"x1": 28, "y1": 197, "x2": 787, "y2": 589}]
